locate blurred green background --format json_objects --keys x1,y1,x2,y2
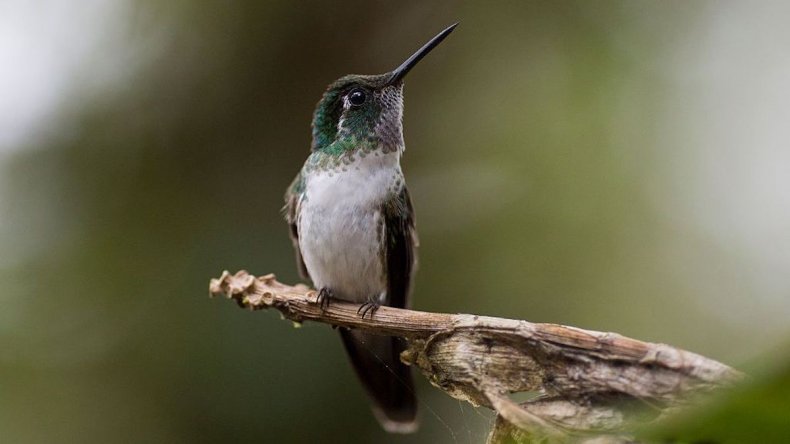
[{"x1": 2, "y1": 1, "x2": 790, "y2": 442}]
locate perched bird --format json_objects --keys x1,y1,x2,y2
[{"x1": 283, "y1": 24, "x2": 458, "y2": 433}]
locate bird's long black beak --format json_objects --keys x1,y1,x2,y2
[{"x1": 387, "y1": 23, "x2": 458, "y2": 86}]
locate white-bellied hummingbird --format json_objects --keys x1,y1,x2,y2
[{"x1": 283, "y1": 23, "x2": 457, "y2": 433}]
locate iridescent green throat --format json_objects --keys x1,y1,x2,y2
[{"x1": 303, "y1": 136, "x2": 381, "y2": 174}]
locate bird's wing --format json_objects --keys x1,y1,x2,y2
[
  {"x1": 340, "y1": 186, "x2": 419, "y2": 431},
  {"x1": 283, "y1": 172, "x2": 310, "y2": 281},
  {"x1": 380, "y1": 186, "x2": 418, "y2": 309}
]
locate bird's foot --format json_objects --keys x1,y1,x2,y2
[
  {"x1": 315, "y1": 287, "x2": 334, "y2": 311},
  {"x1": 357, "y1": 297, "x2": 380, "y2": 319}
]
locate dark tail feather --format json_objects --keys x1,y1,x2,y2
[{"x1": 339, "y1": 329, "x2": 418, "y2": 433}]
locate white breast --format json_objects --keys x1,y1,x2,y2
[{"x1": 298, "y1": 151, "x2": 402, "y2": 302}]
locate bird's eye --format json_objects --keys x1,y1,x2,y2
[{"x1": 348, "y1": 89, "x2": 366, "y2": 106}]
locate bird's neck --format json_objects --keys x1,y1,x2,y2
[
  {"x1": 302, "y1": 143, "x2": 404, "y2": 209},
  {"x1": 304, "y1": 136, "x2": 403, "y2": 175}
]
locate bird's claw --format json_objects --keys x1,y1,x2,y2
[
  {"x1": 357, "y1": 299, "x2": 380, "y2": 319},
  {"x1": 316, "y1": 287, "x2": 333, "y2": 311}
]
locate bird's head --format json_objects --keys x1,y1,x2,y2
[{"x1": 311, "y1": 23, "x2": 457, "y2": 154}]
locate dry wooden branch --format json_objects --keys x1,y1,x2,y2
[{"x1": 209, "y1": 270, "x2": 743, "y2": 443}]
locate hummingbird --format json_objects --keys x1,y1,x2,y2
[{"x1": 283, "y1": 24, "x2": 457, "y2": 432}]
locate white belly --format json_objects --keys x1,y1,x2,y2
[{"x1": 298, "y1": 154, "x2": 401, "y2": 302}]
